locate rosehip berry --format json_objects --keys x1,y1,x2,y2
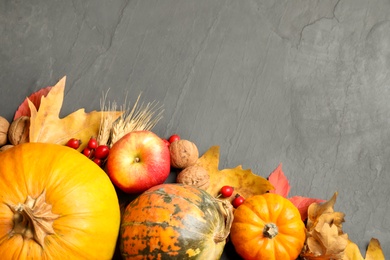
[
  {"x1": 82, "y1": 147, "x2": 93, "y2": 158},
  {"x1": 87, "y1": 137, "x2": 98, "y2": 149},
  {"x1": 168, "y1": 134, "x2": 180, "y2": 143},
  {"x1": 232, "y1": 195, "x2": 245, "y2": 208},
  {"x1": 66, "y1": 138, "x2": 81, "y2": 149},
  {"x1": 94, "y1": 145, "x2": 109, "y2": 159},
  {"x1": 220, "y1": 186, "x2": 234, "y2": 198},
  {"x1": 93, "y1": 158, "x2": 102, "y2": 166}
]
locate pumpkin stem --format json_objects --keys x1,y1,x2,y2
[
  {"x1": 7, "y1": 190, "x2": 60, "y2": 248},
  {"x1": 213, "y1": 199, "x2": 234, "y2": 243},
  {"x1": 263, "y1": 223, "x2": 278, "y2": 238}
]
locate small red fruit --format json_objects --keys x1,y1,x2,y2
[
  {"x1": 168, "y1": 134, "x2": 180, "y2": 143},
  {"x1": 87, "y1": 137, "x2": 98, "y2": 149},
  {"x1": 220, "y1": 186, "x2": 234, "y2": 198},
  {"x1": 82, "y1": 147, "x2": 93, "y2": 158},
  {"x1": 66, "y1": 138, "x2": 81, "y2": 149},
  {"x1": 232, "y1": 195, "x2": 245, "y2": 208},
  {"x1": 95, "y1": 145, "x2": 110, "y2": 159},
  {"x1": 93, "y1": 158, "x2": 102, "y2": 166}
]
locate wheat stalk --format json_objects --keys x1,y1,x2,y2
[
  {"x1": 97, "y1": 90, "x2": 118, "y2": 146},
  {"x1": 109, "y1": 93, "x2": 164, "y2": 146}
]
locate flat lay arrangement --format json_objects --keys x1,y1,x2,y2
[
  {"x1": 1, "y1": 1, "x2": 389, "y2": 259},
  {"x1": 0, "y1": 79, "x2": 385, "y2": 259}
]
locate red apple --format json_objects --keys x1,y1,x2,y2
[{"x1": 106, "y1": 130, "x2": 171, "y2": 194}]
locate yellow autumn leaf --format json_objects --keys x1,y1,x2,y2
[
  {"x1": 196, "y1": 146, "x2": 274, "y2": 198},
  {"x1": 343, "y1": 240, "x2": 364, "y2": 260},
  {"x1": 343, "y1": 238, "x2": 385, "y2": 260},
  {"x1": 365, "y1": 238, "x2": 385, "y2": 260},
  {"x1": 28, "y1": 76, "x2": 122, "y2": 150}
]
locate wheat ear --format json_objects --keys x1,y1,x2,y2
[{"x1": 110, "y1": 93, "x2": 163, "y2": 146}]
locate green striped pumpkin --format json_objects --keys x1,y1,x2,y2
[{"x1": 120, "y1": 183, "x2": 232, "y2": 260}]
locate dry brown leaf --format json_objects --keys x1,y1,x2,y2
[
  {"x1": 313, "y1": 220, "x2": 348, "y2": 255},
  {"x1": 303, "y1": 214, "x2": 349, "y2": 259},
  {"x1": 195, "y1": 146, "x2": 274, "y2": 198},
  {"x1": 28, "y1": 76, "x2": 122, "y2": 150},
  {"x1": 301, "y1": 193, "x2": 385, "y2": 260},
  {"x1": 301, "y1": 192, "x2": 349, "y2": 259},
  {"x1": 307, "y1": 192, "x2": 344, "y2": 232}
]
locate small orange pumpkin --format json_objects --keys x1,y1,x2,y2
[
  {"x1": 0, "y1": 143, "x2": 121, "y2": 259},
  {"x1": 230, "y1": 193, "x2": 306, "y2": 260}
]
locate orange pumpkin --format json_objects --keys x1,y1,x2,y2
[
  {"x1": 0, "y1": 143, "x2": 121, "y2": 259},
  {"x1": 120, "y1": 183, "x2": 233, "y2": 259},
  {"x1": 230, "y1": 193, "x2": 306, "y2": 260}
]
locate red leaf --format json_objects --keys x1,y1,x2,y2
[
  {"x1": 268, "y1": 163, "x2": 290, "y2": 198},
  {"x1": 289, "y1": 196, "x2": 326, "y2": 221},
  {"x1": 14, "y1": 86, "x2": 53, "y2": 120}
]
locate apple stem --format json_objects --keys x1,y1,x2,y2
[{"x1": 134, "y1": 157, "x2": 140, "y2": 163}]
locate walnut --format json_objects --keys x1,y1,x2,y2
[
  {"x1": 0, "y1": 116, "x2": 10, "y2": 146},
  {"x1": 176, "y1": 165, "x2": 210, "y2": 190},
  {"x1": 169, "y1": 139, "x2": 199, "y2": 169},
  {"x1": 8, "y1": 116, "x2": 30, "y2": 145}
]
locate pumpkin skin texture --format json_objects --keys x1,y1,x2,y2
[
  {"x1": 120, "y1": 183, "x2": 232, "y2": 260},
  {"x1": 0, "y1": 143, "x2": 121, "y2": 259},
  {"x1": 230, "y1": 193, "x2": 306, "y2": 260}
]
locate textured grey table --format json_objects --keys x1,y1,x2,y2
[{"x1": 1, "y1": 0, "x2": 389, "y2": 258}]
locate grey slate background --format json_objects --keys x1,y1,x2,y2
[{"x1": 1, "y1": 0, "x2": 389, "y2": 258}]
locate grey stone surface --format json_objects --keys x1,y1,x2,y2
[{"x1": 1, "y1": 0, "x2": 389, "y2": 258}]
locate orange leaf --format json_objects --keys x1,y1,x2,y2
[
  {"x1": 196, "y1": 146, "x2": 274, "y2": 198},
  {"x1": 268, "y1": 163, "x2": 290, "y2": 197},
  {"x1": 14, "y1": 86, "x2": 52, "y2": 120},
  {"x1": 28, "y1": 76, "x2": 122, "y2": 150}
]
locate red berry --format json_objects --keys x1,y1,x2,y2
[
  {"x1": 220, "y1": 186, "x2": 234, "y2": 198},
  {"x1": 94, "y1": 145, "x2": 110, "y2": 159},
  {"x1": 82, "y1": 147, "x2": 93, "y2": 158},
  {"x1": 168, "y1": 134, "x2": 180, "y2": 143},
  {"x1": 232, "y1": 195, "x2": 245, "y2": 208},
  {"x1": 66, "y1": 138, "x2": 81, "y2": 149},
  {"x1": 93, "y1": 158, "x2": 102, "y2": 166},
  {"x1": 87, "y1": 137, "x2": 98, "y2": 149}
]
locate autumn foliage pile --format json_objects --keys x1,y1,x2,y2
[{"x1": 0, "y1": 77, "x2": 385, "y2": 259}]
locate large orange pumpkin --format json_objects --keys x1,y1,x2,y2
[
  {"x1": 230, "y1": 193, "x2": 306, "y2": 260},
  {"x1": 120, "y1": 183, "x2": 233, "y2": 260},
  {"x1": 0, "y1": 143, "x2": 121, "y2": 259}
]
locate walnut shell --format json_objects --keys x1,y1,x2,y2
[
  {"x1": 8, "y1": 116, "x2": 30, "y2": 145},
  {"x1": 0, "y1": 116, "x2": 10, "y2": 146},
  {"x1": 169, "y1": 139, "x2": 199, "y2": 169},
  {"x1": 176, "y1": 165, "x2": 209, "y2": 190}
]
